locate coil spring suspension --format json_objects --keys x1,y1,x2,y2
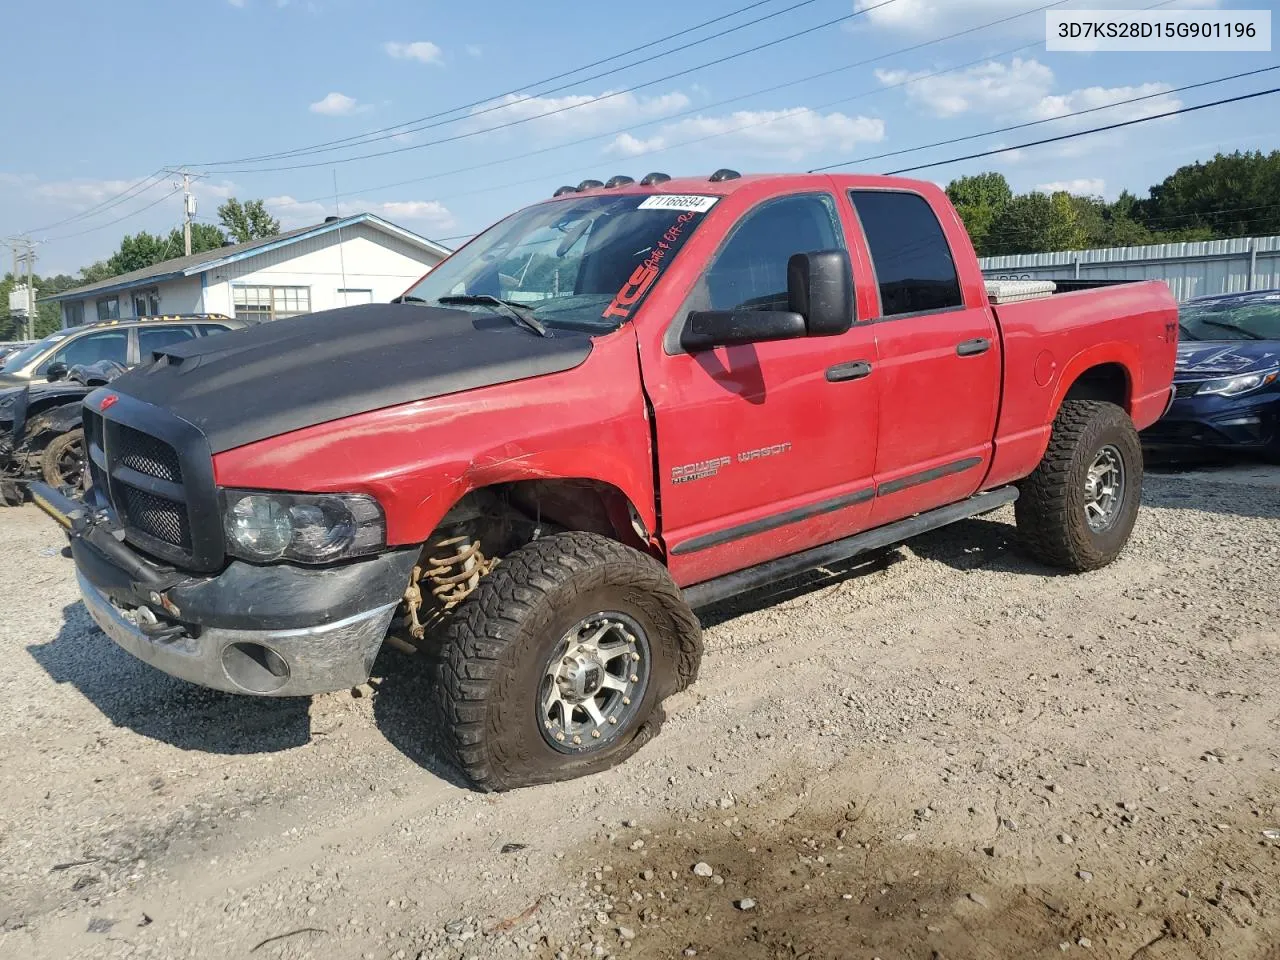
[{"x1": 402, "y1": 534, "x2": 499, "y2": 640}]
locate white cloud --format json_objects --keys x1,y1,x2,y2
[
  {"x1": 606, "y1": 107, "x2": 884, "y2": 163},
  {"x1": 855, "y1": 0, "x2": 1220, "y2": 31},
  {"x1": 309, "y1": 92, "x2": 365, "y2": 116},
  {"x1": 473, "y1": 90, "x2": 690, "y2": 137},
  {"x1": 265, "y1": 195, "x2": 455, "y2": 232},
  {"x1": 877, "y1": 58, "x2": 1053, "y2": 118},
  {"x1": 607, "y1": 133, "x2": 665, "y2": 157},
  {"x1": 1036, "y1": 178, "x2": 1107, "y2": 197},
  {"x1": 384, "y1": 40, "x2": 443, "y2": 64},
  {"x1": 1031, "y1": 83, "x2": 1181, "y2": 126}
]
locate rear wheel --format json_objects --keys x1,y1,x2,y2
[
  {"x1": 1015, "y1": 400, "x2": 1143, "y2": 572},
  {"x1": 437, "y1": 532, "x2": 702, "y2": 791},
  {"x1": 41, "y1": 429, "x2": 86, "y2": 490}
]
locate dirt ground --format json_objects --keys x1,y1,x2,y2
[{"x1": 1, "y1": 464, "x2": 1279, "y2": 960}]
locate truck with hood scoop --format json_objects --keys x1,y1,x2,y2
[{"x1": 32, "y1": 170, "x2": 1178, "y2": 790}]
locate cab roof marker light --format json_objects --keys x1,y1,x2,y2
[
  {"x1": 605, "y1": 175, "x2": 636, "y2": 189},
  {"x1": 552, "y1": 185, "x2": 579, "y2": 197},
  {"x1": 577, "y1": 179, "x2": 605, "y2": 191},
  {"x1": 709, "y1": 168, "x2": 741, "y2": 183},
  {"x1": 639, "y1": 172, "x2": 671, "y2": 186}
]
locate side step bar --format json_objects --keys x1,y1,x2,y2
[{"x1": 682, "y1": 486, "x2": 1019, "y2": 609}]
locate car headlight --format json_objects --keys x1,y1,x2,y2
[
  {"x1": 1196, "y1": 369, "x2": 1279, "y2": 397},
  {"x1": 221, "y1": 489, "x2": 385, "y2": 563}
]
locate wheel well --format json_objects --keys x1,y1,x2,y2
[
  {"x1": 437, "y1": 480, "x2": 651, "y2": 555},
  {"x1": 1062, "y1": 363, "x2": 1130, "y2": 412}
]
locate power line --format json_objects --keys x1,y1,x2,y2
[
  {"x1": 217, "y1": 0, "x2": 901, "y2": 174},
  {"x1": 879, "y1": 86, "x2": 1280, "y2": 176},
  {"x1": 22, "y1": 171, "x2": 168, "y2": 235},
  {"x1": 291, "y1": 0, "x2": 1069, "y2": 207},
  {"x1": 199, "y1": 0, "x2": 822, "y2": 167},
  {"x1": 810, "y1": 64, "x2": 1280, "y2": 173},
  {"x1": 42, "y1": 188, "x2": 183, "y2": 243}
]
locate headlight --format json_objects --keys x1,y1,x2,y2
[
  {"x1": 1196, "y1": 369, "x2": 1279, "y2": 397},
  {"x1": 221, "y1": 489, "x2": 385, "y2": 563}
]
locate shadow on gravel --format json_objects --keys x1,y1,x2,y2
[
  {"x1": 27, "y1": 602, "x2": 311, "y2": 754},
  {"x1": 368, "y1": 647, "x2": 474, "y2": 790}
]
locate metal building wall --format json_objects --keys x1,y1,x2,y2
[{"x1": 979, "y1": 235, "x2": 1280, "y2": 302}]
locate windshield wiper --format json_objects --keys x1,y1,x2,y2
[
  {"x1": 438, "y1": 295, "x2": 551, "y2": 338},
  {"x1": 1196, "y1": 317, "x2": 1264, "y2": 340},
  {"x1": 392, "y1": 294, "x2": 429, "y2": 304}
]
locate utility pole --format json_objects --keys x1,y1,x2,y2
[
  {"x1": 6, "y1": 237, "x2": 37, "y2": 340},
  {"x1": 182, "y1": 171, "x2": 194, "y2": 256},
  {"x1": 24, "y1": 242, "x2": 35, "y2": 340}
]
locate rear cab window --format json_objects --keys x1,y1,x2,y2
[{"x1": 849, "y1": 190, "x2": 963, "y2": 319}]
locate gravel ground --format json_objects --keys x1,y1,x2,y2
[{"x1": 1, "y1": 465, "x2": 1279, "y2": 960}]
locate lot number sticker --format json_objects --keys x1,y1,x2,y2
[{"x1": 638, "y1": 195, "x2": 719, "y2": 213}]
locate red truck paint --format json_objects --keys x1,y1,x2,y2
[{"x1": 214, "y1": 174, "x2": 1178, "y2": 590}]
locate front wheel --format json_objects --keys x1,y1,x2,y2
[
  {"x1": 1015, "y1": 400, "x2": 1143, "y2": 572},
  {"x1": 41, "y1": 429, "x2": 86, "y2": 490},
  {"x1": 437, "y1": 532, "x2": 703, "y2": 791}
]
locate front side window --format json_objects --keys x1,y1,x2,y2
[
  {"x1": 233, "y1": 285, "x2": 311, "y2": 322},
  {"x1": 96, "y1": 297, "x2": 119, "y2": 321},
  {"x1": 40, "y1": 330, "x2": 128, "y2": 373},
  {"x1": 698, "y1": 194, "x2": 843, "y2": 313},
  {"x1": 138, "y1": 325, "x2": 197, "y2": 357},
  {"x1": 401, "y1": 192, "x2": 715, "y2": 331},
  {"x1": 850, "y1": 190, "x2": 963, "y2": 317}
]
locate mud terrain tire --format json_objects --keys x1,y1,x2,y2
[
  {"x1": 1016, "y1": 400, "x2": 1143, "y2": 572},
  {"x1": 438, "y1": 532, "x2": 702, "y2": 791}
]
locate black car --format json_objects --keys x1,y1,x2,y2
[
  {"x1": 1142, "y1": 290, "x2": 1280, "y2": 460},
  {"x1": 0, "y1": 315, "x2": 247, "y2": 504}
]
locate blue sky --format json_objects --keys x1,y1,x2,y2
[{"x1": 2, "y1": 0, "x2": 1277, "y2": 274}]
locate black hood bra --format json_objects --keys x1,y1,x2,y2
[{"x1": 110, "y1": 303, "x2": 595, "y2": 453}]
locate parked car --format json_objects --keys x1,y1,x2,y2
[
  {"x1": 0, "y1": 341, "x2": 35, "y2": 364},
  {"x1": 1141, "y1": 289, "x2": 1280, "y2": 460},
  {"x1": 0, "y1": 314, "x2": 243, "y2": 386},
  {"x1": 0, "y1": 360, "x2": 128, "y2": 504},
  {"x1": 32, "y1": 171, "x2": 1177, "y2": 791},
  {"x1": 1, "y1": 315, "x2": 246, "y2": 504}
]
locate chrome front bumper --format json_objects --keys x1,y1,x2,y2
[{"x1": 77, "y1": 569, "x2": 397, "y2": 696}]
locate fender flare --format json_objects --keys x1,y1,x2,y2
[{"x1": 1048, "y1": 341, "x2": 1138, "y2": 417}]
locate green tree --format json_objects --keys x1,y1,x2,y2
[
  {"x1": 166, "y1": 222, "x2": 228, "y2": 258},
  {"x1": 946, "y1": 172, "x2": 1013, "y2": 255},
  {"x1": 218, "y1": 198, "x2": 281, "y2": 243},
  {"x1": 1138, "y1": 150, "x2": 1280, "y2": 238}
]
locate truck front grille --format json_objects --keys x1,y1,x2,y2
[
  {"x1": 119, "y1": 486, "x2": 192, "y2": 550},
  {"x1": 115, "y1": 425, "x2": 183, "y2": 483}
]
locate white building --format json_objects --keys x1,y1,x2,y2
[{"x1": 45, "y1": 213, "x2": 452, "y2": 327}]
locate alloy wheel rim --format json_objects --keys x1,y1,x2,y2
[
  {"x1": 538, "y1": 612, "x2": 650, "y2": 755},
  {"x1": 1084, "y1": 444, "x2": 1125, "y2": 532},
  {"x1": 57, "y1": 439, "x2": 85, "y2": 488}
]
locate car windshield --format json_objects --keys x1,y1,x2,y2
[
  {"x1": 0, "y1": 331, "x2": 66, "y2": 372},
  {"x1": 401, "y1": 193, "x2": 716, "y2": 332},
  {"x1": 1179, "y1": 297, "x2": 1280, "y2": 342}
]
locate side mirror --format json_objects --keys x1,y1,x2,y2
[
  {"x1": 45, "y1": 362, "x2": 68, "y2": 382},
  {"x1": 681, "y1": 310, "x2": 807, "y2": 352},
  {"x1": 788, "y1": 250, "x2": 854, "y2": 337}
]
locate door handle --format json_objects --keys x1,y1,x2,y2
[
  {"x1": 826, "y1": 360, "x2": 873, "y2": 383},
  {"x1": 956, "y1": 338, "x2": 992, "y2": 357}
]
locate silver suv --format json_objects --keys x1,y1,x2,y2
[{"x1": 0, "y1": 314, "x2": 244, "y2": 386}]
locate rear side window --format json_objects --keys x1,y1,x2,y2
[
  {"x1": 197, "y1": 323, "x2": 231, "y2": 336},
  {"x1": 138, "y1": 325, "x2": 197, "y2": 356},
  {"x1": 849, "y1": 191, "x2": 963, "y2": 318}
]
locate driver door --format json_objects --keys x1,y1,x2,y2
[{"x1": 641, "y1": 192, "x2": 881, "y2": 587}]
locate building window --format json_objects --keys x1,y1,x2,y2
[
  {"x1": 339, "y1": 288, "x2": 374, "y2": 306},
  {"x1": 63, "y1": 302, "x2": 85, "y2": 327},
  {"x1": 233, "y1": 285, "x2": 311, "y2": 322},
  {"x1": 132, "y1": 288, "x2": 161, "y2": 317},
  {"x1": 96, "y1": 297, "x2": 120, "y2": 321}
]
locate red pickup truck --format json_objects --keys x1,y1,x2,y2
[{"x1": 34, "y1": 171, "x2": 1177, "y2": 790}]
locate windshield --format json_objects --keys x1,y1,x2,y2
[
  {"x1": 0, "y1": 332, "x2": 65, "y2": 372},
  {"x1": 401, "y1": 193, "x2": 716, "y2": 331},
  {"x1": 1179, "y1": 296, "x2": 1280, "y2": 342}
]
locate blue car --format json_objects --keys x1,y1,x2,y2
[{"x1": 1142, "y1": 289, "x2": 1280, "y2": 460}]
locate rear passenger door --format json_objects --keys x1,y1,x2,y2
[
  {"x1": 847, "y1": 190, "x2": 1000, "y2": 525},
  {"x1": 135, "y1": 324, "x2": 198, "y2": 364}
]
